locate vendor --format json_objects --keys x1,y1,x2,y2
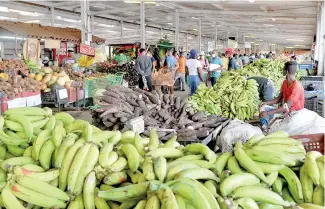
[
  {"x1": 248, "y1": 76, "x2": 274, "y2": 101},
  {"x1": 115, "y1": 50, "x2": 128, "y2": 65},
  {"x1": 259, "y1": 61, "x2": 304, "y2": 130},
  {"x1": 208, "y1": 50, "x2": 223, "y2": 86},
  {"x1": 61, "y1": 48, "x2": 77, "y2": 66}
]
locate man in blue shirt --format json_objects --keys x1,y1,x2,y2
[
  {"x1": 226, "y1": 50, "x2": 239, "y2": 70},
  {"x1": 209, "y1": 50, "x2": 223, "y2": 86},
  {"x1": 166, "y1": 50, "x2": 178, "y2": 69}
]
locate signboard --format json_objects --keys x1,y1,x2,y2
[
  {"x1": 245, "y1": 42, "x2": 251, "y2": 49},
  {"x1": 44, "y1": 39, "x2": 61, "y2": 49},
  {"x1": 23, "y1": 38, "x2": 41, "y2": 63},
  {"x1": 228, "y1": 39, "x2": 238, "y2": 49},
  {"x1": 79, "y1": 43, "x2": 96, "y2": 56}
]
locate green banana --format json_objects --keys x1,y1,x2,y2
[
  {"x1": 146, "y1": 148, "x2": 183, "y2": 159},
  {"x1": 142, "y1": 158, "x2": 156, "y2": 181},
  {"x1": 147, "y1": 129, "x2": 159, "y2": 151},
  {"x1": 1, "y1": 184, "x2": 25, "y2": 209},
  {"x1": 234, "y1": 142, "x2": 268, "y2": 183},
  {"x1": 185, "y1": 143, "x2": 216, "y2": 163},
  {"x1": 244, "y1": 135, "x2": 264, "y2": 148},
  {"x1": 52, "y1": 125, "x2": 66, "y2": 147},
  {"x1": 98, "y1": 142, "x2": 114, "y2": 168},
  {"x1": 312, "y1": 186, "x2": 324, "y2": 206},
  {"x1": 282, "y1": 187, "x2": 296, "y2": 204},
  {"x1": 259, "y1": 203, "x2": 284, "y2": 209},
  {"x1": 220, "y1": 173, "x2": 260, "y2": 197},
  {"x1": 7, "y1": 145, "x2": 25, "y2": 157},
  {"x1": 0, "y1": 145, "x2": 6, "y2": 159},
  {"x1": 6, "y1": 114, "x2": 33, "y2": 142},
  {"x1": 232, "y1": 185, "x2": 290, "y2": 207},
  {"x1": 98, "y1": 181, "x2": 151, "y2": 202},
  {"x1": 121, "y1": 144, "x2": 140, "y2": 172},
  {"x1": 94, "y1": 188, "x2": 110, "y2": 209},
  {"x1": 245, "y1": 149, "x2": 298, "y2": 166},
  {"x1": 162, "y1": 135, "x2": 177, "y2": 148},
  {"x1": 67, "y1": 194, "x2": 84, "y2": 209},
  {"x1": 103, "y1": 171, "x2": 127, "y2": 185},
  {"x1": 279, "y1": 166, "x2": 303, "y2": 203},
  {"x1": 154, "y1": 156, "x2": 167, "y2": 182},
  {"x1": 15, "y1": 176, "x2": 70, "y2": 201},
  {"x1": 166, "y1": 162, "x2": 199, "y2": 182},
  {"x1": 266, "y1": 171, "x2": 278, "y2": 186},
  {"x1": 1, "y1": 156, "x2": 37, "y2": 171},
  {"x1": 300, "y1": 165, "x2": 313, "y2": 203},
  {"x1": 44, "y1": 115, "x2": 56, "y2": 130},
  {"x1": 227, "y1": 156, "x2": 244, "y2": 174},
  {"x1": 83, "y1": 171, "x2": 96, "y2": 209},
  {"x1": 39, "y1": 140, "x2": 55, "y2": 170},
  {"x1": 272, "y1": 177, "x2": 285, "y2": 195},
  {"x1": 305, "y1": 151, "x2": 322, "y2": 186},
  {"x1": 54, "y1": 133, "x2": 77, "y2": 168},
  {"x1": 73, "y1": 144, "x2": 99, "y2": 195},
  {"x1": 236, "y1": 197, "x2": 259, "y2": 209},
  {"x1": 54, "y1": 112, "x2": 74, "y2": 127},
  {"x1": 67, "y1": 143, "x2": 91, "y2": 192},
  {"x1": 145, "y1": 195, "x2": 161, "y2": 209},
  {"x1": 59, "y1": 140, "x2": 84, "y2": 191},
  {"x1": 21, "y1": 164, "x2": 45, "y2": 172},
  {"x1": 298, "y1": 203, "x2": 325, "y2": 209},
  {"x1": 4, "y1": 107, "x2": 49, "y2": 116},
  {"x1": 134, "y1": 133, "x2": 146, "y2": 156},
  {"x1": 214, "y1": 152, "x2": 233, "y2": 175},
  {"x1": 32, "y1": 129, "x2": 51, "y2": 160},
  {"x1": 108, "y1": 157, "x2": 128, "y2": 173},
  {"x1": 13, "y1": 166, "x2": 59, "y2": 181},
  {"x1": 254, "y1": 162, "x2": 285, "y2": 174},
  {"x1": 11, "y1": 183, "x2": 66, "y2": 208},
  {"x1": 157, "y1": 185, "x2": 180, "y2": 209},
  {"x1": 175, "y1": 195, "x2": 186, "y2": 209},
  {"x1": 203, "y1": 180, "x2": 219, "y2": 198},
  {"x1": 172, "y1": 154, "x2": 204, "y2": 162},
  {"x1": 316, "y1": 160, "x2": 324, "y2": 188}
]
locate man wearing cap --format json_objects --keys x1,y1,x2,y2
[
  {"x1": 61, "y1": 49, "x2": 77, "y2": 67},
  {"x1": 226, "y1": 49, "x2": 239, "y2": 70},
  {"x1": 208, "y1": 50, "x2": 223, "y2": 86},
  {"x1": 259, "y1": 61, "x2": 304, "y2": 130}
]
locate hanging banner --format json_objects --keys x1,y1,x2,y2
[
  {"x1": 23, "y1": 38, "x2": 41, "y2": 63},
  {"x1": 44, "y1": 39, "x2": 61, "y2": 49},
  {"x1": 79, "y1": 43, "x2": 96, "y2": 56},
  {"x1": 245, "y1": 42, "x2": 252, "y2": 49}
]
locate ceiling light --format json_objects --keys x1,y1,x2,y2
[
  {"x1": 106, "y1": 30, "x2": 117, "y2": 33},
  {"x1": 146, "y1": 31, "x2": 156, "y2": 34},
  {"x1": 0, "y1": 6, "x2": 8, "y2": 12},
  {"x1": 167, "y1": 23, "x2": 173, "y2": 25},
  {"x1": 285, "y1": 47, "x2": 294, "y2": 48},
  {"x1": 193, "y1": 29, "x2": 197, "y2": 31},
  {"x1": 124, "y1": 1, "x2": 156, "y2": 4},
  {"x1": 25, "y1": 20, "x2": 40, "y2": 23},
  {"x1": 248, "y1": 0, "x2": 255, "y2": 3},
  {"x1": 0, "y1": 16, "x2": 17, "y2": 20},
  {"x1": 294, "y1": 45, "x2": 305, "y2": 47},
  {"x1": 263, "y1": 24, "x2": 274, "y2": 27},
  {"x1": 245, "y1": 36, "x2": 250, "y2": 38},
  {"x1": 0, "y1": 36, "x2": 24, "y2": 40},
  {"x1": 250, "y1": 42, "x2": 255, "y2": 44},
  {"x1": 97, "y1": 23, "x2": 115, "y2": 28},
  {"x1": 123, "y1": 27, "x2": 133, "y2": 30},
  {"x1": 271, "y1": 18, "x2": 276, "y2": 21},
  {"x1": 9, "y1": 9, "x2": 43, "y2": 16},
  {"x1": 63, "y1": 18, "x2": 80, "y2": 23},
  {"x1": 286, "y1": 39, "x2": 304, "y2": 42}
]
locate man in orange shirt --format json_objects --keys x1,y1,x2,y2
[
  {"x1": 259, "y1": 61, "x2": 304, "y2": 130},
  {"x1": 174, "y1": 52, "x2": 187, "y2": 91}
]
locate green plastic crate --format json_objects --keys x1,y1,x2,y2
[{"x1": 85, "y1": 73, "x2": 125, "y2": 98}]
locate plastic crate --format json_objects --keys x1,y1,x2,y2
[
  {"x1": 85, "y1": 73, "x2": 125, "y2": 97},
  {"x1": 301, "y1": 76, "x2": 325, "y2": 91},
  {"x1": 304, "y1": 97, "x2": 318, "y2": 112},
  {"x1": 291, "y1": 133, "x2": 324, "y2": 154},
  {"x1": 41, "y1": 89, "x2": 68, "y2": 104}
]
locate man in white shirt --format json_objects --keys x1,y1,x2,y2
[{"x1": 186, "y1": 49, "x2": 203, "y2": 95}]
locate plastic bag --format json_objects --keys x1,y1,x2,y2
[
  {"x1": 217, "y1": 119, "x2": 263, "y2": 153},
  {"x1": 269, "y1": 108, "x2": 325, "y2": 135}
]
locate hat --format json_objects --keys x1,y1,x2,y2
[
  {"x1": 68, "y1": 48, "x2": 74, "y2": 53},
  {"x1": 189, "y1": 49, "x2": 197, "y2": 59},
  {"x1": 199, "y1": 51, "x2": 205, "y2": 56}
]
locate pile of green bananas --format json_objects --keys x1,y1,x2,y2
[
  {"x1": 190, "y1": 71, "x2": 260, "y2": 120},
  {"x1": 0, "y1": 107, "x2": 324, "y2": 209}
]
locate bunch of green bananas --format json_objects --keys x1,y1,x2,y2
[
  {"x1": 0, "y1": 107, "x2": 324, "y2": 209},
  {"x1": 190, "y1": 71, "x2": 260, "y2": 120}
]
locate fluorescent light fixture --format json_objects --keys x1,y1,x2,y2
[
  {"x1": 124, "y1": 1, "x2": 156, "y2": 4},
  {"x1": 106, "y1": 30, "x2": 117, "y2": 33},
  {"x1": 25, "y1": 20, "x2": 40, "y2": 23},
  {"x1": 167, "y1": 23, "x2": 173, "y2": 25},
  {"x1": 286, "y1": 39, "x2": 304, "y2": 42},
  {"x1": 271, "y1": 18, "x2": 276, "y2": 21},
  {"x1": 193, "y1": 29, "x2": 197, "y2": 31},
  {"x1": 0, "y1": 36, "x2": 24, "y2": 40},
  {"x1": 146, "y1": 31, "x2": 156, "y2": 34},
  {"x1": 97, "y1": 23, "x2": 115, "y2": 28},
  {"x1": 250, "y1": 42, "x2": 255, "y2": 44},
  {"x1": 9, "y1": 9, "x2": 43, "y2": 16},
  {"x1": 63, "y1": 18, "x2": 80, "y2": 23},
  {"x1": 0, "y1": 6, "x2": 8, "y2": 12},
  {"x1": 188, "y1": 37, "x2": 193, "y2": 39},
  {"x1": 285, "y1": 47, "x2": 294, "y2": 48},
  {"x1": 263, "y1": 24, "x2": 274, "y2": 27},
  {"x1": 0, "y1": 16, "x2": 17, "y2": 20},
  {"x1": 294, "y1": 45, "x2": 305, "y2": 47},
  {"x1": 56, "y1": 16, "x2": 62, "y2": 19},
  {"x1": 248, "y1": 0, "x2": 255, "y2": 3},
  {"x1": 123, "y1": 27, "x2": 133, "y2": 30},
  {"x1": 245, "y1": 36, "x2": 250, "y2": 38}
]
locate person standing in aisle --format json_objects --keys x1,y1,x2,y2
[
  {"x1": 242, "y1": 53, "x2": 250, "y2": 66},
  {"x1": 166, "y1": 50, "x2": 178, "y2": 69},
  {"x1": 136, "y1": 48, "x2": 153, "y2": 91},
  {"x1": 234, "y1": 54, "x2": 243, "y2": 69},
  {"x1": 226, "y1": 50, "x2": 239, "y2": 70},
  {"x1": 173, "y1": 51, "x2": 179, "y2": 60},
  {"x1": 259, "y1": 61, "x2": 304, "y2": 131},
  {"x1": 174, "y1": 52, "x2": 187, "y2": 91},
  {"x1": 187, "y1": 49, "x2": 203, "y2": 95},
  {"x1": 199, "y1": 52, "x2": 209, "y2": 71},
  {"x1": 153, "y1": 48, "x2": 161, "y2": 69},
  {"x1": 147, "y1": 50, "x2": 157, "y2": 71},
  {"x1": 209, "y1": 50, "x2": 224, "y2": 86},
  {"x1": 248, "y1": 76, "x2": 275, "y2": 101},
  {"x1": 221, "y1": 53, "x2": 229, "y2": 71}
]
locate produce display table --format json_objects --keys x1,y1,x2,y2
[{"x1": 0, "y1": 91, "x2": 41, "y2": 114}]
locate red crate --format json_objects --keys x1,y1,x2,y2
[
  {"x1": 22, "y1": 91, "x2": 41, "y2": 97},
  {"x1": 291, "y1": 133, "x2": 324, "y2": 154},
  {"x1": 67, "y1": 88, "x2": 84, "y2": 103}
]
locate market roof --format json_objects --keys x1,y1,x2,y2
[
  {"x1": 0, "y1": 20, "x2": 105, "y2": 43},
  {"x1": 0, "y1": 1, "x2": 319, "y2": 49}
]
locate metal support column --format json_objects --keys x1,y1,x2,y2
[
  {"x1": 318, "y1": 1, "x2": 325, "y2": 76},
  {"x1": 80, "y1": 0, "x2": 91, "y2": 44},
  {"x1": 140, "y1": 1, "x2": 145, "y2": 48},
  {"x1": 186, "y1": 33, "x2": 188, "y2": 52},
  {"x1": 50, "y1": 6, "x2": 54, "y2": 26},
  {"x1": 160, "y1": 28, "x2": 163, "y2": 39},
  {"x1": 198, "y1": 19, "x2": 202, "y2": 52},
  {"x1": 175, "y1": 9, "x2": 179, "y2": 51},
  {"x1": 121, "y1": 20, "x2": 124, "y2": 44},
  {"x1": 215, "y1": 25, "x2": 218, "y2": 51}
]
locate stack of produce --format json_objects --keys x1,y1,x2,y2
[
  {"x1": 0, "y1": 107, "x2": 323, "y2": 209},
  {"x1": 0, "y1": 60, "x2": 28, "y2": 72},
  {"x1": 190, "y1": 71, "x2": 260, "y2": 120},
  {"x1": 97, "y1": 61, "x2": 139, "y2": 86},
  {"x1": 0, "y1": 75, "x2": 41, "y2": 99},
  {"x1": 92, "y1": 85, "x2": 227, "y2": 141}
]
